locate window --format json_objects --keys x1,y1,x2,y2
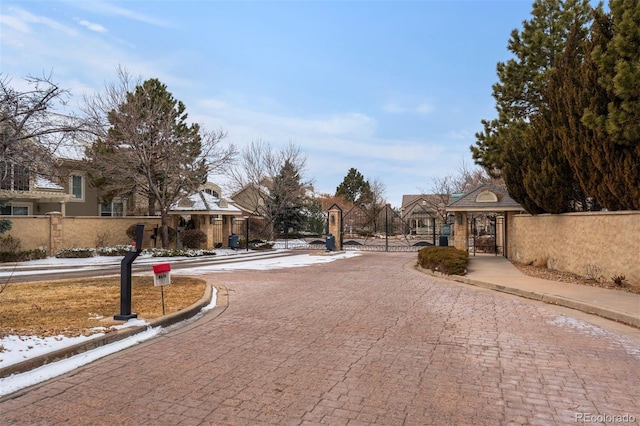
[
  {"x1": 100, "y1": 201, "x2": 124, "y2": 217},
  {"x1": 0, "y1": 203, "x2": 30, "y2": 215},
  {"x1": 204, "y1": 188, "x2": 219, "y2": 198},
  {"x1": 70, "y1": 175, "x2": 83, "y2": 200},
  {"x1": 0, "y1": 162, "x2": 30, "y2": 191}
]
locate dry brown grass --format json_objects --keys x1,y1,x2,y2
[
  {"x1": 0, "y1": 276, "x2": 207, "y2": 339},
  {"x1": 513, "y1": 263, "x2": 640, "y2": 294}
]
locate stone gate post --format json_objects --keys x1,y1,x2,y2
[
  {"x1": 452, "y1": 211, "x2": 467, "y2": 252},
  {"x1": 328, "y1": 205, "x2": 343, "y2": 251}
]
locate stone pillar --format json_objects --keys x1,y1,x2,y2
[
  {"x1": 328, "y1": 205, "x2": 343, "y2": 251},
  {"x1": 452, "y1": 211, "x2": 467, "y2": 251},
  {"x1": 47, "y1": 211, "x2": 63, "y2": 255}
]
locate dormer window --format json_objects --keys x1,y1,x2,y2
[
  {"x1": 204, "y1": 188, "x2": 219, "y2": 198},
  {"x1": 476, "y1": 189, "x2": 498, "y2": 203}
]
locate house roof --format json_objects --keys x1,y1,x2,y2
[
  {"x1": 0, "y1": 176, "x2": 71, "y2": 203},
  {"x1": 170, "y1": 191, "x2": 242, "y2": 215},
  {"x1": 446, "y1": 184, "x2": 524, "y2": 212},
  {"x1": 401, "y1": 194, "x2": 448, "y2": 210},
  {"x1": 35, "y1": 176, "x2": 64, "y2": 191}
]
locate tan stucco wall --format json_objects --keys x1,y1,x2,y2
[
  {"x1": 0, "y1": 216, "x2": 162, "y2": 254},
  {"x1": 0, "y1": 217, "x2": 50, "y2": 250},
  {"x1": 62, "y1": 217, "x2": 162, "y2": 250},
  {"x1": 509, "y1": 211, "x2": 640, "y2": 286}
]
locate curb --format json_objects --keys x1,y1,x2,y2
[
  {"x1": 0, "y1": 284, "x2": 215, "y2": 379},
  {"x1": 415, "y1": 265, "x2": 640, "y2": 329}
]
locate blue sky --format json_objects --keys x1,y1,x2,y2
[{"x1": 0, "y1": 0, "x2": 534, "y2": 206}]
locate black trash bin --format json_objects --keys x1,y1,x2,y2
[
  {"x1": 439, "y1": 235, "x2": 449, "y2": 246},
  {"x1": 326, "y1": 234, "x2": 335, "y2": 251},
  {"x1": 228, "y1": 233, "x2": 239, "y2": 249}
]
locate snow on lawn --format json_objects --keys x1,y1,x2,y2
[
  {"x1": 173, "y1": 251, "x2": 360, "y2": 274},
  {"x1": 0, "y1": 250, "x2": 358, "y2": 397},
  {"x1": 0, "y1": 325, "x2": 161, "y2": 397}
]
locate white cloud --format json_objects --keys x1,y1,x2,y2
[
  {"x1": 6, "y1": 6, "x2": 77, "y2": 36},
  {"x1": 0, "y1": 13, "x2": 30, "y2": 33},
  {"x1": 189, "y1": 94, "x2": 458, "y2": 206},
  {"x1": 78, "y1": 19, "x2": 107, "y2": 33},
  {"x1": 193, "y1": 98, "x2": 378, "y2": 143},
  {"x1": 65, "y1": 0, "x2": 174, "y2": 28}
]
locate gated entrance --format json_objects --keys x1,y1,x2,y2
[
  {"x1": 446, "y1": 184, "x2": 525, "y2": 257},
  {"x1": 466, "y1": 214, "x2": 504, "y2": 256},
  {"x1": 322, "y1": 203, "x2": 448, "y2": 252}
]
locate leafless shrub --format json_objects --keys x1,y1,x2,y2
[
  {"x1": 94, "y1": 230, "x2": 113, "y2": 248},
  {"x1": 611, "y1": 275, "x2": 627, "y2": 287},
  {"x1": 584, "y1": 264, "x2": 603, "y2": 282}
]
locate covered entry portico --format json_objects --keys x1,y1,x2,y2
[
  {"x1": 170, "y1": 190, "x2": 243, "y2": 249},
  {"x1": 447, "y1": 185, "x2": 524, "y2": 257}
]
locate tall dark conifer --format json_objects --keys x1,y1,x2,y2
[
  {"x1": 472, "y1": 0, "x2": 593, "y2": 213},
  {"x1": 583, "y1": 0, "x2": 640, "y2": 210},
  {"x1": 269, "y1": 159, "x2": 305, "y2": 236}
]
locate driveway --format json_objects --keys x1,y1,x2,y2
[{"x1": 1, "y1": 252, "x2": 639, "y2": 425}]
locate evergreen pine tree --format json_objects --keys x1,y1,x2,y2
[
  {"x1": 335, "y1": 168, "x2": 373, "y2": 205},
  {"x1": 269, "y1": 159, "x2": 306, "y2": 236},
  {"x1": 472, "y1": 0, "x2": 593, "y2": 213},
  {"x1": 582, "y1": 0, "x2": 640, "y2": 210}
]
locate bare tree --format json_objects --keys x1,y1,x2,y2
[
  {"x1": 0, "y1": 72, "x2": 84, "y2": 183},
  {"x1": 364, "y1": 177, "x2": 389, "y2": 234},
  {"x1": 227, "y1": 140, "x2": 310, "y2": 240},
  {"x1": 81, "y1": 68, "x2": 236, "y2": 247}
]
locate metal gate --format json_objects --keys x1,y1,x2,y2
[
  {"x1": 466, "y1": 214, "x2": 504, "y2": 256},
  {"x1": 335, "y1": 203, "x2": 446, "y2": 252},
  {"x1": 233, "y1": 203, "x2": 451, "y2": 252}
]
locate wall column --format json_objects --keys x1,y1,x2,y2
[
  {"x1": 452, "y1": 211, "x2": 467, "y2": 251},
  {"x1": 328, "y1": 205, "x2": 343, "y2": 251},
  {"x1": 47, "y1": 211, "x2": 63, "y2": 255}
]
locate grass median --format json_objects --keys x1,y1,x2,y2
[{"x1": 0, "y1": 276, "x2": 207, "y2": 339}]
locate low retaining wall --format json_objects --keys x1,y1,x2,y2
[{"x1": 509, "y1": 211, "x2": 639, "y2": 286}]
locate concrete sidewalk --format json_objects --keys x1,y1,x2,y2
[{"x1": 450, "y1": 255, "x2": 640, "y2": 329}]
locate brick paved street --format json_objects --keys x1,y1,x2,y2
[{"x1": 1, "y1": 252, "x2": 639, "y2": 425}]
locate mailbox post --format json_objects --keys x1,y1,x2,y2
[{"x1": 114, "y1": 223, "x2": 144, "y2": 321}]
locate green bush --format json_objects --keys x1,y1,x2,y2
[
  {"x1": 96, "y1": 245, "x2": 132, "y2": 256},
  {"x1": 417, "y1": 246, "x2": 468, "y2": 276},
  {"x1": 55, "y1": 248, "x2": 95, "y2": 258},
  {"x1": 149, "y1": 248, "x2": 216, "y2": 257},
  {"x1": 180, "y1": 229, "x2": 207, "y2": 249},
  {"x1": 0, "y1": 249, "x2": 47, "y2": 262}
]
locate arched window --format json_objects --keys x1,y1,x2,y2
[{"x1": 204, "y1": 188, "x2": 219, "y2": 198}]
